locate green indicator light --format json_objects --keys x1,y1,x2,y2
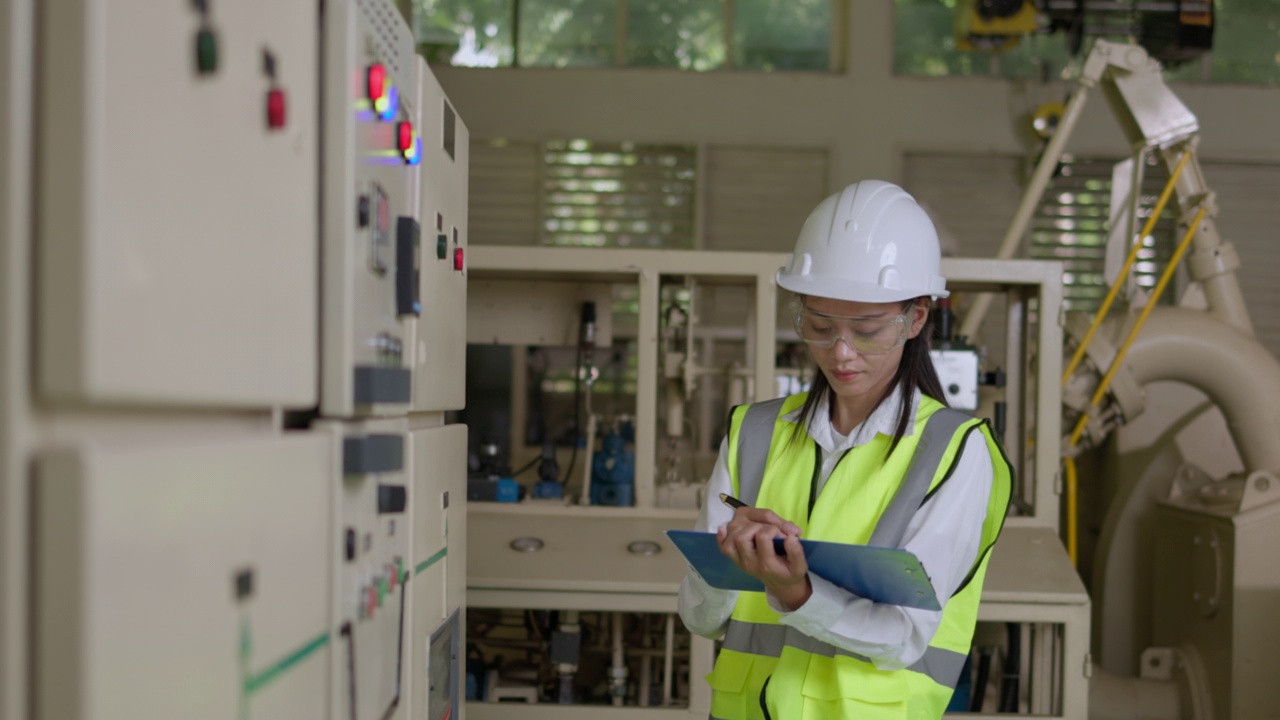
[
  {"x1": 196, "y1": 28, "x2": 218, "y2": 75},
  {"x1": 437, "y1": 234, "x2": 448, "y2": 260}
]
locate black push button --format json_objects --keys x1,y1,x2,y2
[{"x1": 378, "y1": 484, "x2": 407, "y2": 514}]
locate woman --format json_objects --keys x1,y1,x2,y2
[{"x1": 678, "y1": 180, "x2": 1012, "y2": 720}]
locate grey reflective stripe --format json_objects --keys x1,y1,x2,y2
[
  {"x1": 724, "y1": 618, "x2": 787, "y2": 657},
  {"x1": 721, "y1": 619, "x2": 967, "y2": 688},
  {"x1": 735, "y1": 397, "x2": 787, "y2": 505},
  {"x1": 868, "y1": 408, "x2": 973, "y2": 549}
]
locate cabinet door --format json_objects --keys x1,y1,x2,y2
[
  {"x1": 410, "y1": 424, "x2": 467, "y2": 720},
  {"x1": 38, "y1": 0, "x2": 318, "y2": 408},
  {"x1": 34, "y1": 433, "x2": 332, "y2": 720}
]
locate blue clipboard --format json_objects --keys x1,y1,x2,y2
[{"x1": 665, "y1": 530, "x2": 941, "y2": 611}]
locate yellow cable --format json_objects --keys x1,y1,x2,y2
[
  {"x1": 1063, "y1": 207, "x2": 1208, "y2": 568},
  {"x1": 1090, "y1": 207, "x2": 1208, "y2": 409},
  {"x1": 1064, "y1": 456, "x2": 1078, "y2": 566},
  {"x1": 1061, "y1": 151, "x2": 1192, "y2": 386},
  {"x1": 1067, "y1": 206, "x2": 1208, "y2": 448}
]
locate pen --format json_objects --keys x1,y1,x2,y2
[{"x1": 719, "y1": 493, "x2": 748, "y2": 509}]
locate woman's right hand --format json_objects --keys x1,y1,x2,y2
[{"x1": 716, "y1": 508, "x2": 810, "y2": 605}]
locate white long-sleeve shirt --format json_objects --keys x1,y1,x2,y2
[{"x1": 677, "y1": 388, "x2": 994, "y2": 670}]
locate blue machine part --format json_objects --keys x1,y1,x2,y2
[
  {"x1": 495, "y1": 477, "x2": 520, "y2": 503},
  {"x1": 590, "y1": 430, "x2": 634, "y2": 507},
  {"x1": 532, "y1": 480, "x2": 563, "y2": 499}
]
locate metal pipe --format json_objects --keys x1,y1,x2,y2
[
  {"x1": 1089, "y1": 665, "x2": 1181, "y2": 720},
  {"x1": 1123, "y1": 308, "x2": 1280, "y2": 475},
  {"x1": 639, "y1": 619, "x2": 651, "y2": 708},
  {"x1": 1168, "y1": 151, "x2": 1254, "y2": 336},
  {"x1": 960, "y1": 80, "x2": 1094, "y2": 342},
  {"x1": 662, "y1": 613, "x2": 675, "y2": 706},
  {"x1": 611, "y1": 612, "x2": 625, "y2": 706}
]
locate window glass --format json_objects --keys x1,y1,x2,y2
[
  {"x1": 734, "y1": 0, "x2": 833, "y2": 71},
  {"x1": 627, "y1": 0, "x2": 726, "y2": 70},
  {"x1": 1206, "y1": 0, "x2": 1280, "y2": 84},
  {"x1": 894, "y1": 0, "x2": 1072, "y2": 79},
  {"x1": 518, "y1": 0, "x2": 617, "y2": 67},
  {"x1": 416, "y1": 0, "x2": 515, "y2": 67}
]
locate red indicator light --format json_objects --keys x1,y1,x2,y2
[
  {"x1": 266, "y1": 89, "x2": 286, "y2": 129},
  {"x1": 454, "y1": 247, "x2": 464, "y2": 272},
  {"x1": 397, "y1": 121, "x2": 413, "y2": 152},
  {"x1": 367, "y1": 63, "x2": 386, "y2": 103}
]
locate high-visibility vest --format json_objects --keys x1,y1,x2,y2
[{"x1": 707, "y1": 392, "x2": 1012, "y2": 720}]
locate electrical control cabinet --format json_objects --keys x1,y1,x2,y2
[
  {"x1": 321, "y1": 0, "x2": 423, "y2": 417},
  {"x1": 410, "y1": 59, "x2": 470, "y2": 413},
  {"x1": 322, "y1": 417, "x2": 413, "y2": 720},
  {"x1": 36, "y1": 0, "x2": 319, "y2": 408},
  {"x1": 931, "y1": 348, "x2": 981, "y2": 411},
  {"x1": 410, "y1": 425, "x2": 467, "y2": 720},
  {"x1": 33, "y1": 434, "x2": 332, "y2": 720}
]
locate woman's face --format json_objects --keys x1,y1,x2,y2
[{"x1": 801, "y1": 296, "x2": 928, "y2": 402}]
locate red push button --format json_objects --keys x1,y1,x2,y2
[
  {"x1": 397, "y1": 122, "x2": 413, "y2": 152},
  {"x1": 454, "y1": 247, "x2": 464, "y2": 272},
  {"x1": 367, "y1": 63, "x2": 386, "y2": 104},
  {"x1": 267, "y1": 89, "x2": 286, "y2": 129}
]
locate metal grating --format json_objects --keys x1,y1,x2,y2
[
  {"x1": 358, "y1": 0, "x2": 414, "y2": 77},
  {"x1": 541, "y1": 140, "x2": 696, "y2": 248},
  {"x1": 1030, "y1": 155, "x2": 1179, "y2": 313}
]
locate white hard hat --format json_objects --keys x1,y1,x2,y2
[{"x1": 777, "y1": 180, "x2": 949, "y2": 303}]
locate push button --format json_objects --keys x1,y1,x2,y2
[{"x1": 266, "y1": 89, "x2": 286, "y2": 129}]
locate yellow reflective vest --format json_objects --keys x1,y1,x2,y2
[{"x1": 707, "y1": 392, "x2": 1012, "y2": 720}]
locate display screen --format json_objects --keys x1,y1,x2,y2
[{"x1": 427, "y1": 612, "x2": 458, "y2": 720}]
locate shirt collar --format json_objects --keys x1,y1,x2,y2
[{"x1": 784, "y1": 386, "x2": 921, "y2": 453}]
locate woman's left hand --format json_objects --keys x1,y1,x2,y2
[{"x1": 717, "y1": 508, "x2": 813, "y2": 610}]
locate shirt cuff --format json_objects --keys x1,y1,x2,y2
[
  {"x1": 769, "y1": 573, "x2": 847, "y2": 630},
  {"x1": 687, "y1": 566, "x2": 738, "y2": 606}
]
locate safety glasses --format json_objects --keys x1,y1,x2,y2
[{"x1": 794, "y1": 307, "x2": 909, "y2": 355}]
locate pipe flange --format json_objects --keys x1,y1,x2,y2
[{"x1": 1241, "y1": 469, "x2": 1280, "y2": 512}]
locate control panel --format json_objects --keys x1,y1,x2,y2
[
  {"x1": 321, "y1": 0, "x2": 423, "y2": 417},
  {"x1": 931, "y1": 347, "x2": 981, "y2": 411},
  {"x1": 410, "y1": 58, "x2": 470, "y2": 413},
  {"x1": 323, "y1": 418, "x2": 413, "y2": 720},
  {"x1": 33, "y1": 435, "x2": 332, "y2": 720},
  {"x1": 37, "y1": 0, "x2": 318, "y2": 408}
]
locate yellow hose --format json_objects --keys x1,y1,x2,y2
[
  {"x1": 1063, "y1": 205, "x2": 1209, "y2": 566},
  {"x1": 1068, "y1": 206, "x2": 1210, "y2": 447},
  {"x1": 1061, "y1": 151, "x2": 1192, "y2": 386}
]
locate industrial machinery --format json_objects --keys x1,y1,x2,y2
[
  {"x1": 960, "y1": 38, "x2": 1280, "y2": 719},
  {"x1": 954, "y1": 0, "x2": 1214, "y2": 62},
  {"x1": 461, "y1": 248, "x2": 1088, "y2": 718},
  {"x1": 2, "y1": 1, "x2": 470, "y2": 719}
]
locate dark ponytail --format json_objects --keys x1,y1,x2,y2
[{"x1": 788, "y1": 297, "x2": 948, "y2": 456}]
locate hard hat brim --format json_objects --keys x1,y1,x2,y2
[{"x1": 776, "y1": 269, "x2": 949, "y2": 303}]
